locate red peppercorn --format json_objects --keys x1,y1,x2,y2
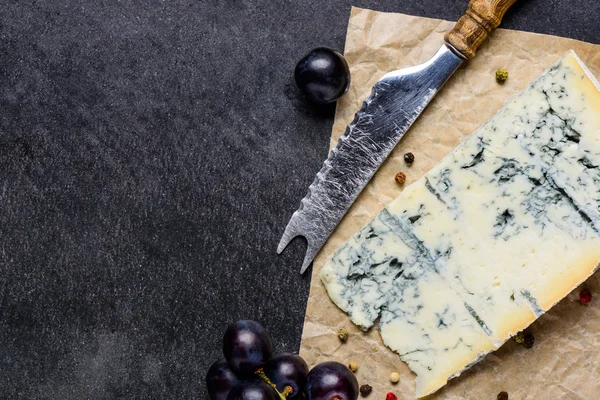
[
  {"x1": 386, "y1": 392, "x2": 398, "y2": 400},
  {"x1": 580, "y1": 289, "x2": 592, "y2": 304}
]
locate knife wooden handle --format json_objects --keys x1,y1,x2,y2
[{"x1": 445, "y1": 0, "x2": 518, "y2": 59}]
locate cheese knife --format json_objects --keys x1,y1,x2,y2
[{"x1": 279, "y1": 0, "x2": 519, "y2": 273}]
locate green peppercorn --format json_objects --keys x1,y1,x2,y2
[
  {"x1": 337, "y1": 328, "x2": 348, "y2": 342},
  {"x1": 496, "y1": 68, "x2": 508, "y2": 84},
  {"x1": 512, "y1": 332, "x2": 525, "y2": 344}
]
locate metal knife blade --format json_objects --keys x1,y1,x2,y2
[{"x1": 278, "y1": 44, "x2": 464, "y2": 273}]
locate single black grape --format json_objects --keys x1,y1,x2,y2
[
  {"x1": 223, "y1": 320, "x2": 273, "y2": 375},
  {"x1": 226, "y1": 381, "x2": 278, "y2": 400},
  {"x1": 206, "y1": 359, "x2": 241, "y2": 400},
  {"x1": 305, "y1": 361, "x2": 359, "y2": 400},
  {"x1": 294, "y1": 47, "x2": 350, "y2": 104},
  {"x1": 263, "y1": 353, "x2": 308, "y2": 398}
]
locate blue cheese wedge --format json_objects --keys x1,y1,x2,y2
[{"x1": 320, "y1": 51, "x2": 600, "y2": 398}]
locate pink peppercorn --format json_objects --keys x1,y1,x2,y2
[{"x1": 580, "y1": 289, "x2": 592, "y2": 304}]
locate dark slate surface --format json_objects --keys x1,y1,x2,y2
[{"x1": 0, "y1": 0, "x2": 598, "y2": 398}]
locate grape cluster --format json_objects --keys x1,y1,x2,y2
[{"x1": 206, "y1": 320, "x2": 359, "y2": 400}]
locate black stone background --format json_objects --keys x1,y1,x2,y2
[{"x1": 0, "y1": 0, "x2": 598, "y2": 399}]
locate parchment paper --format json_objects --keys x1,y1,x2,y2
[{"x1": 300, "y1": 7, "x2": 600, "y2": 399}]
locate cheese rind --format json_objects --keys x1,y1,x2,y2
[{"x1": 321, "y1": 52, "x2": 600, "y2": 398}]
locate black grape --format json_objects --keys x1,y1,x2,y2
[
  {"x1": 294, "y1": 47, "x2": 350, "y2": 104},
  {"x1": 226, "y1": 381, "x2": 278, "y2": 400},
  {"x1": 223, "y1": 320, "x2": 273, "y2": 375},
  {"x1": 305, "y1": 361, "x2": 359, "y2": 400},
  {"x1": 263, "y1": 353, "x2": 308, "y2": 398},
  {"x1": 206, "y1": 359, "x2": 241, "y2": 400}
]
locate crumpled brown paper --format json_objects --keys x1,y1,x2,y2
[{"x1": 299, "y1": 7, "x2": 600, "y2": 399}]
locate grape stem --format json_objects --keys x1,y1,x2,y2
[
  {"x1": 254, "y1": 368, "x2": 293, "y2": 400},
  {"x1": 281, "y1": 386, "x2": 293, "y2": 397}
]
